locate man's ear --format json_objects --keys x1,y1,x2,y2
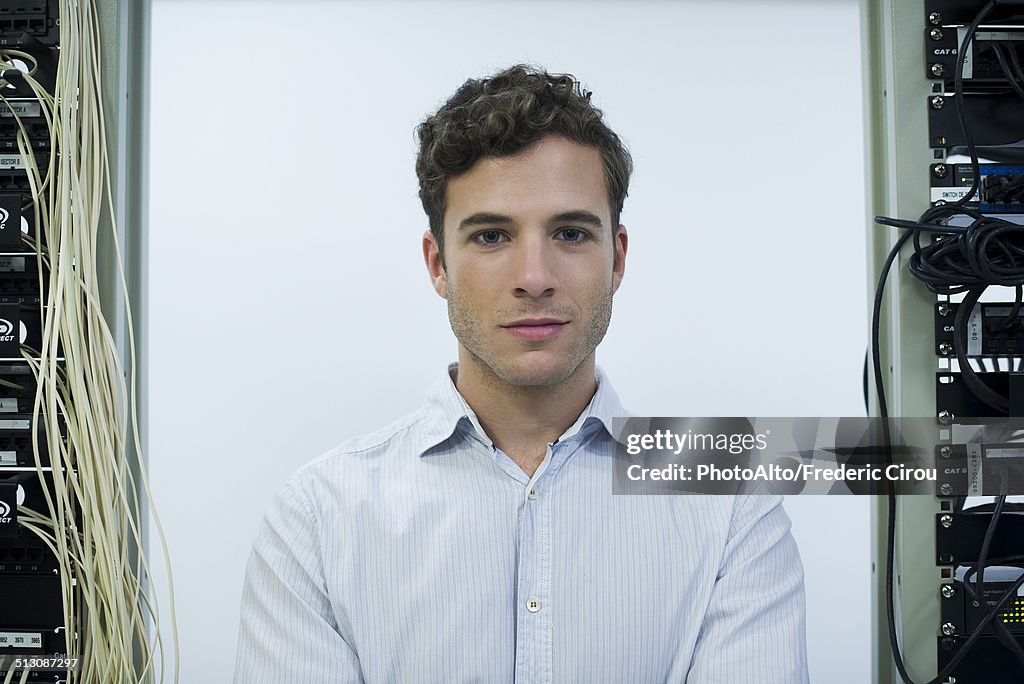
[
  {"x1": 612, "y1": 224, "x2": 628, "y2": 294},
  {"x1": 422, "y1": 230, "x2": 447, "y2": 298}
]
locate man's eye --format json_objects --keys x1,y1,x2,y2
[
  {"x1": 474, "y1": 230, "x2": 506, "y2": 245},
  {"x1": 557, "y1": 228, "x2": 589, "y2": 243}
]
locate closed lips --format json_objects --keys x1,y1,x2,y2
[{"x1": 502, "y1": 318, "x2": 568, "y2": 327}]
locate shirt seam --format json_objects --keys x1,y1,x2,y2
[{"x1": 292, "y1": 413, "x2": 429, "y2": 480}]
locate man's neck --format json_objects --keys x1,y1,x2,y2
[{"x1": 454, "y1": 351, "x2": 598, "y2": 478}]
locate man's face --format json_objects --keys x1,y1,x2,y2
[{"x1": 423, "y1": 134, "x2": 627, "y2": 387}]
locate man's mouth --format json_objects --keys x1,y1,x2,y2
[{"x1": 501, "y1": 318, "x2": 569, "y2": 341}]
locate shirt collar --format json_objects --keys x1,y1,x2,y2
[{"x1": 417, "y1": 362, "x2": 628, "y2": 457}]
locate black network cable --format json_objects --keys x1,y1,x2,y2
[
  {"x1": 975, "y1": 484, "x2": 1008, "y2": 604},
  {"x1": 868, "y1": 5, "x2": 1024, "y2": 680},
  {"x1": 952, "y1": 1, "x2": 997, "y2": 207},
  {"x1": 871, "y1": 236, "x2": 1024, "y2": 683},
  {"x1": 960, "y1": 554, "x2": 1024, "y2": 670},
  {"x1": 966, "y1": 487, "x2": 1024, "y2": 671},
  {"x1": 873, "y1": 207, "x2": 1024, "y2": 414},
  {"x1": 985, "y1": 171, "x2": 1024, "y2": 203},
  {"x1": 992, "y1": 44, "x2": 1024, "y2": 99},
  {"x1": 864, "y1": 351, "x2": 870, "y2": 415},
  {"x1": 993, "y1": 606, "x2": 1024, "y2": 672},
  {"x1": 1007, "y1": 43, "x2": 1024, "y2": 92}
]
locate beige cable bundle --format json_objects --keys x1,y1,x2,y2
[{"x1": 0, "y1": 1, "x2": 178, "y2": 682}]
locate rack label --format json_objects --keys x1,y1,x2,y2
[
  {"x1": 0, "y1": 632, "x2": 42, "y2": 648},
  {"x1": 0, "y1": 257, "x2": 25, "y2": 272},
  {"x1": 967, "y1": 443, "x2": 983, "y2": 495},
  {"x1": 930, "y1": 187, "x2": 972, "y2": 203},
  {"x1": 968, "y1": 305, "x2": 983, "y2": 356},
  {"x1": 0, "y1": 101, "x2": 40, "y2": 118}
]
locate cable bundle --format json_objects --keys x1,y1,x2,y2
[
  {"x1": 0, "y1": 1, "x2": 178, "y2": 683},
  {"x1": 868, "y1": 1, "x2": 1024, "y2": 682},
  {"x1": 992, "y1": 41, "x2": 1024, "y2": 99},
  {"x1": 877, "y1": 205, "x2": 1024, "y2": 413},
  {"x1": 872, "y1": 214, "x2": 1024, "y2": 684}
]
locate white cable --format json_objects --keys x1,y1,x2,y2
[{"x1": 0, "y1": 1, "x2": 179, "y2": 682}]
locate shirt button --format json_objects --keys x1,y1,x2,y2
[
  {"x1": 528, "y1": 488, "x2": 538, "y2": 500},
  {"x1": 526, "y1": 598, "x2": 541, "y2": 613}
]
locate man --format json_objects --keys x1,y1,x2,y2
[{"x1": 234, "y1": 64, "x2": 808, "y2": 683}]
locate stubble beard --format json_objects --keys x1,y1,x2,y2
[{"x1": 445, "y1": 277, "x2": 614, "y2": 388}]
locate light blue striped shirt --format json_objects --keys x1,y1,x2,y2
[{"x1": 234, "y1": 364, "x2": 808, "y2": 683}]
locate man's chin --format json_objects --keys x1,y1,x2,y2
[{"x1": 491, "y1": 356, "x2": 583, "y2": 388}]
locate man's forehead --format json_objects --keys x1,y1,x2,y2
[{"x1": 444, "y1": 137, "x2": 611, "y2": 227}]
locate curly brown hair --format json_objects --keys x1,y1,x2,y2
[{"x1": 415, "y1": 64, "x2": 633, "y2": 264}]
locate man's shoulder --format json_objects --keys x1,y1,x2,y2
[{"x1": 297, "y1": 409, "x2": 427, "y2": 477}]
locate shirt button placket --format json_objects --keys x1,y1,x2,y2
[{"x1": 514, "y1": 444, "x2": 554, "y2": 683}]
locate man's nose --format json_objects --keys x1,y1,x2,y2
[{"x1": 512, "y1": 233, "x2": 556, "y2": 299}]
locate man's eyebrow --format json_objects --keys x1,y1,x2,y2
[
  {"x1": 457, "y1": 212, "x2": 515, "y2": 231},
  {"x1": 551, "y1": 210, "x2": 604, "y2": 228},
  {"x1": 456, "y1": 209, "x2": 605, "y2": 231}
]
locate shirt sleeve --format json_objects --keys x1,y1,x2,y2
[
  {"x1": 233, "y1": 480, "x2": 363, "y2": 683},
  {"x1": 685, "y1": 493, "x2": 809, "y2": 683}
]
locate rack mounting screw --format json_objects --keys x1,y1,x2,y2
[
  {"x1": 931, "y1": 96, "x2": 945, "y2": 109},
  {"x1": 940, "y1": 445, "x2": 952, "y2": 458},
  {"x1": 940, "y1": 514, "x2": 954, "y2": 528},
  {"x1": 941, "y1": 621, "x2": 957, "y2": 636},
  {"x1": 940, "y1": 483, "x2": 953, "y2": 496},
  {"x1": 938, "y1": 410, "x2": 954, "y2": 425},
  {"x1": 930, "y1": 28, "x2": 944, "y2": 41},
  {"x1": 938, "y1": 303, "x2": 951, "y2": 316},
  {"x1": 938, "y1": 342, "x2": 953, "y2": 355},
  {"x1": 933, "y1": 164, "x2": 948, "y2": 178},
  {"x1": 942, "y1": 584, "x2": 956, "y2": 599},
  {"x1": 929, "y1": 11, "x2": 943, "y2": 25},
  {"x1": 931, "y1": 63, "x2": 946, "y2": 77}
]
